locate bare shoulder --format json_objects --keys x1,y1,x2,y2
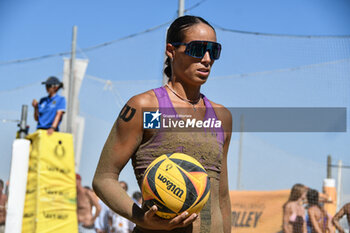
[
  {"x1": 116, "y1": 89, "x2": 158, "y2": 124},
  {"x1": 209, "y1": 100, "x2": 232, "y2": 131},
  {"x1": 308, "y1": 206, "x2": 317, "y2": 214},
  {"x1": 284, "y1": 201, "x2": 292, "y2": 210},
  {"x1": 283, "y1": 202, "x2": 294, "y2": 216},
  {"x1": 85, "y1": 188, "x2": 97, "y2": 200},
  {"x1": 126, "y1": 89, "x2": 158, "y2": 109}
]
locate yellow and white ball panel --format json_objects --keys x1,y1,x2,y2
[
  {"x1": 142, "y1": 156, "x2": 168, "y2": 204},
  {"x1": 168, "y1": 153, "x2": 208, "y2": 199},
  {"x1": 141, "y1": 153, "x2": 211, "y2": 218},
  {"x1": 146, "y1": 156, "x2": 192, "y2": 211},
  {"x1": 142, "y1": 156, "x2": 181, "y2": 218},
  {"x1": 143, "y1": 154, "x2": 168, "y2": 176},
  {"x1": 186, "y1": 176, "x2": 210, "y2": 214},
  {"x1": 186, "y1": 172, "x2": 209, "y2": 199},
  {"x1": 168, "y1": 153, "x2": 206, "y2": 170}
]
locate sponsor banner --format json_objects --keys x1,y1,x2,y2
[
  {"x1": 230, "y1": 190, "x2": 290, "y2": 233},
  {"x1": 22, "y1": 142, "x2": 38, "y2": 233},
  {"x1": 22, "y1": 130, "x2": 78, "y2": 233}
]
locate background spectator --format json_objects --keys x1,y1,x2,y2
[
  {"x1": 32, "y1": 76, "x2": 66, "y2": 135},
  {"x1": 107, "y1": 181, "x2": 134, "y2": 233},
  {"x1": 307, "y1": 189, "x2": 334, "y2": 233},
  {"x1": 332, "y1": 202, "x2": 350, "y2": 233},
  {"x1": 0, "y1": 179, "x2": 7, "y2": 233},
  {"x1": 282, "y1": 183, "x2": 308, "y2": 233},
  {"x1": 76, "y1": 174, "x2": 101, "y2": 233}
]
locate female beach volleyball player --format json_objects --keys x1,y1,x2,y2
[
  {"x1": 282, "y1": 184, "x2": 308, "y2": 233},
  {"x1": 93, "y1": 15, "x2": 232, "y2": 233},
  {"x1": 306, "y1": 189, "x2": 334, "y2": 233}
]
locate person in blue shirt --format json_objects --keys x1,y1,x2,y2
[{"x1": 32, "y1": 76, "x2": 66, "y2": 135}]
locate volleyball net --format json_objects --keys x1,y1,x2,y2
[{"x1": 0, "y1": 22, "x2": 349, "y2": 232}]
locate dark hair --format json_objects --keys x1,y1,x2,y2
[
  {"x1": 0, "y1": 179, "x2": 3, "y2": 188},
  {"x1": 132, "y1": 191, "x2": 142, "y2": 201},
  {"x1": 288, "y1": 183, "x2": 307, "y2": 202},
  {"x1": 57, "y1": 83, "x2": 64, "y2": 90},
  {"x1": 283, "y1": 183, "x2": 307, "y2": 210},
  {"x1": 307, "y1": 189, "x2": 329, "y2": 223},
  {"x1": 43, "y1": 76, "x2": 64, "y2": 90},
  {"x1": 164, "y1": 15, "x2": 215, "y2": 79},
  {"x1": 307, "y1": 189, "x2": 319, "y2": 206}
]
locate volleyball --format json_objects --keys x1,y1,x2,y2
[{"x1": 141, "y1": 153, "x2": 210, "y2": 219}]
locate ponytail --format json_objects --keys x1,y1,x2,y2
[{"x1": 164, "y1": 57, "x2": 172, "y2": 80}]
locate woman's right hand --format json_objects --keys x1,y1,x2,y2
[
  {"x1": 32, "y1": 99, "x2": 38, "y2": 108},
  {"x1": 141, "y1": 205, "x2": 198, "y2": 230}
]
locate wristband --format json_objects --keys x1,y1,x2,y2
[{"x1": 50, "y1": 126, "x2": 57, "y2": 130}]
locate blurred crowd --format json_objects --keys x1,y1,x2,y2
[
  {"x1": 0, "y1": 179, "x2": 8, "y2": 233},
  {"x1": 76, "y1": 174, "x2": 141, "y2": 233},
  {"x1": 0, "y1": 177, "x2": 349, "y2": 233},
  {"x1": 0, "y1": 176, "x2": 141, "y2": 233},
  {"x1": 283, "y1": 183, "x2": 350, "y2": 233}
]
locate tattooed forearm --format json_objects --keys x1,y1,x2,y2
[{"x1": 119, "y1": 104, "x2": 136, "y2": 122}]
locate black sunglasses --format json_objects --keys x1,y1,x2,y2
[
  {"x1": 171, "y1": 40, "x2": 222, "y2": 60},
  {"x1": 46, "y1": 84, "x2": 59, "y2": 88}
]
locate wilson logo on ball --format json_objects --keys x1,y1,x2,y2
[{"x1": 157, "y1": 173, "x2": 184, "y2": 198}]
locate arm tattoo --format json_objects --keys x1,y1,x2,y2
[{"x1": 119, "y1": 104, "x2": 136, "y2": 122}]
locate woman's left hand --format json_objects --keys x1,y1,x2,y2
[
  {"x1": 140, "y1": 205, "x2": 198, "y2": 230},
  {"x1": 47, "y1": 128, "x2": 55, "y2": 135}
]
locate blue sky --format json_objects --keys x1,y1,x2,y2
[{"x1": 1, "y1": 0, "x2": 350, "y2": 203}]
